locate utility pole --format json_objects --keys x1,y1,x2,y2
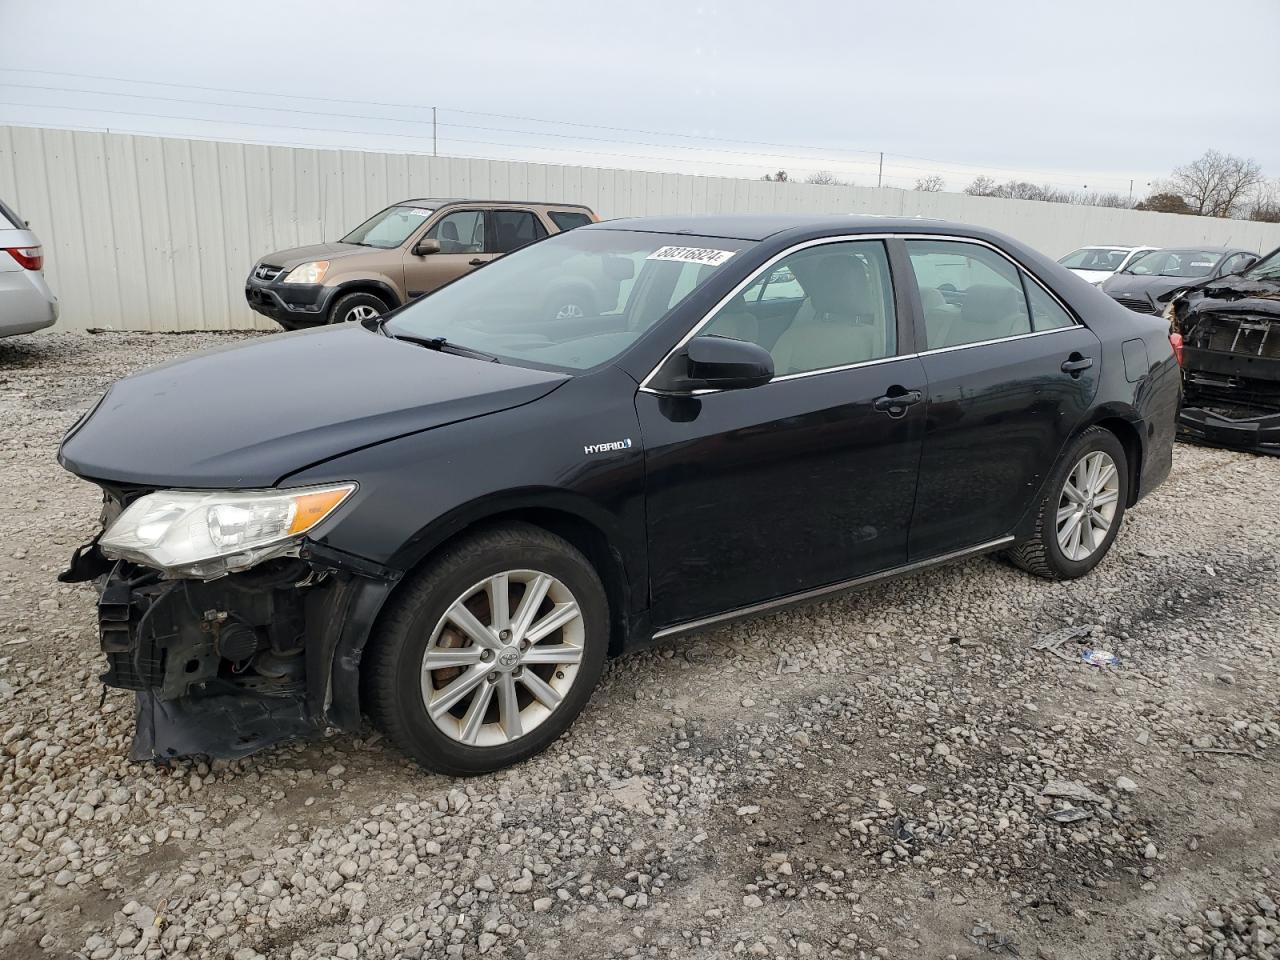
[
  {"x1": 432, "y1": 107, "x2": 437, "y2": 157},
  {"x1": 877, "y1": 152, "x2": 883, "y2": 189},
  {"x1": 1129, "y1": 179, "x2": 1134, "y2": 205}
]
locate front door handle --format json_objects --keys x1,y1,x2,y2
[
  {"x1": 468, "y1": 258, "x2": 487, "y2": 267},
  {"x1": 873, "y1": 388, "x2": 923, "y2": 418},
  {"x1": 1061, "y1": 355, "x2": 1094, "y2": 376}
]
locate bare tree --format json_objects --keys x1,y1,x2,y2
[
  {"x1": 914, "y1": 175, "x2": 945, "y2": 192},
  {"x1": 762, "y1": 170, "x2": 789, "y2": 182},
  {"x1": 1168, "y1": 150, "x2": 1264, "y2": 218},
  {"x1": 1135, "y1": 191, "x2": 1192, "y2": 214},
  {"x1": 1247, "y1": 179, "x2": 1280, "y2": 223},
  {"x1": 804, "y1": 170, "x2": 845, "y2": 186},
  {"x1": 964, "y1": 175, "x2": 999, "y2": 197}
]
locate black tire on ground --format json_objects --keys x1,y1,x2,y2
[
  {"x1": 327, "y1": 291, "x2": 388, "y2": 325},
  {"x1": 363, "y1": 523, "x2": 609, "y2": 776},
  {"x1": 1007, "y1": 426, "x2": 1129, "y2": 581}
]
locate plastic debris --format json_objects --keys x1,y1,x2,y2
[
  {"x1": 1032, "y1": 624, "x2": 1098, "y2": 662},
  {"x1": 1081, "y1": 649, "x2": 1120, "y2": 668},
  {"x1": 1048, "y1": 806, "x2": 1091, "y2": 824},
  {"x1": 1042, "y1": 780, "x2": 1106, "y2": 804}
]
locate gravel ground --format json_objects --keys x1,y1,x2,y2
[{"x1": 1, "y1": 331, "x2": 1278, "y2": 960}]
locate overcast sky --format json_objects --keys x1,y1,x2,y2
[{"x1": 2, "y1": 0, "x2": 1278, "y2": 196}]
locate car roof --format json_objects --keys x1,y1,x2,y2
[
  {"x1": 588, "y1": 213, "x2": 1027, "y2": 243},
  {"x1": 1078, "y1": 244, "x2": 1154, "y2": 251},
  {"x1": 397, "y1": 198, "x2": 594, "y2": 211},
  {"x1": 1155, "y1": 246, "x2": 1243, "y2": 256}
]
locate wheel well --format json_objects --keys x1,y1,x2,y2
[
  {"x1": 381, "y1": 508, "x2": 630, "y2": 656},
  {"x1": 330, "y1": 282, "x2": 399, "y2": 313},
  {"x1": 1092, "y1": 417, "x2": 1143, "y2": 506}
]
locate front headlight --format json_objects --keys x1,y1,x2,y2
[
  {"x1": 282, "y1": 260, "x2": 329, "y2": 284},
  {"x1": 100, "y1": 484, "x2": 355, "y2": 578}
]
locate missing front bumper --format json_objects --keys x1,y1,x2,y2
[
  {"x1": 64, "y1": 543, "x2": 397, "y2": 761},
  {"x1": 1178, "y1": 405, "x2": 1280, "y2": 455}
]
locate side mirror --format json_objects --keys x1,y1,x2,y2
[
  {"x1": 414, "y1": 238, "x2": 441, "y2": 257},
  {"x1": 656, "y1": 336, "x2": 774, "y2": 393},
  {"x1": 1229, "y1": 257, "x2": 1258, "y2": 276}
]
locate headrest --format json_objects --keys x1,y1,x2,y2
[{"x1": 962, "y1": 284, "x2": 1020, "y2": 323}]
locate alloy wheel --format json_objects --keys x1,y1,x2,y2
[
  {"x1": 554, "y1": 303, "x2": 584, "y2": 320},
  {"x1": 1056, "y1": 451, "x2": 1120, "y2": 562},
  {"x1": 344, "y1": 304, "x2": 381, "y2": 323},
  {"x1": 420, "y1": 570, "x2": 585, "y2": 746}
]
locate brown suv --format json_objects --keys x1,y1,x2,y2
[{"x1": 245, "y1": 199, "x2": 597, "y2": 329}]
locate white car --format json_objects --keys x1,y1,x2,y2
[
  {"x1": 1057, "y1": 245, "x2": 1159, "y2": 286},
  {"x1": 0, "y1": 198, "x2": 58, "y2": 338}
]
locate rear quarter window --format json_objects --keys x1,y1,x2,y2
[{"x1": 548, "y1": 211, "x2": 593, "y2": 232}]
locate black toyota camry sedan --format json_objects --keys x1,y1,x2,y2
[{"x1": 58, "y1": 215, "x2": 1180, "y2": 775}]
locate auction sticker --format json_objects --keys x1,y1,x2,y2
[{"x1": 647, "y1": 246, "x2": 737, "y2": 266}]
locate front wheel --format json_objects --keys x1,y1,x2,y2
[
  {"x1": 328, "y1": 291, "x2": 388, "y2": 325},
  {"x1": 363, "y1": 524, "x2": 609, "y2": 775},
  {"x1": 1008, "y1": 426, "x2": 1129, "y2": 580}
]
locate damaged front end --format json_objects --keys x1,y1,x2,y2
[
  {"x1": 61, "y1": 486, "x2": 398, "y2": 761},
  {"x1": 1169, "y1": 275, "x2": 1280, "y2": 455}
]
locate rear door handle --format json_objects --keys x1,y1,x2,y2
[
  {"x1": 1061, "y1": 356, "x2": 1094, "y2": 375},
  {"x1": 873, "y1": 388, "x2": 923, "y2": 418}
]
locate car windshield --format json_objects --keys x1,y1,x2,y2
[
  {"x1": 1243, "y1": 247, "x2": 1280, "y2": 281},
  {"x1": 1058, "y1": 247, "x2": 1130, "y2": 271},
  {"x1": 342, "y1": 205, "x2": 434, "y2": 249},
  {"x1": 385, "y1": 229, "x2": 751, "y2": 371},
  {"x1": 1123, "y1": 249, "x2": 1220, "y2": 278}
]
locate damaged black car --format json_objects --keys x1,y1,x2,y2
[
  {"x1": 57, "y1": 215, "x2": 1178, "y2": 776},
  {"x1": 1168, "y1": 244, "x2": 1280, "y2": 454}
]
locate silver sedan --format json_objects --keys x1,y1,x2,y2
[{"x1": 0, "y1": 198, "x2": 57, "y2": 338}]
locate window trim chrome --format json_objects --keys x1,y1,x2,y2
[{"x1": 638, "y1": 231, "x2": 1084, "y2": 396}]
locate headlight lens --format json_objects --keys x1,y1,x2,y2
[
  {"x1": 282, "y1": 260, "x2": 329, "y2": 284},
  {"x1": 100, "y1": 484, "x2": 355, "y2": 578}
]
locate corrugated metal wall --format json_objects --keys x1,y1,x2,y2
[{"x1": 3, "y1": 124, "x2": 1280, "y2": 333}]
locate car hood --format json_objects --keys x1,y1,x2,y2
[
  {"x1": 258, "y1": 242, "x2": 375, "y2": 270},
  {"x1": 1101, "y1": 272, "x2": 1205, "y2": 304},
  {"x1": 59, "y1": 324, "x2": 569, "y2": 488}
]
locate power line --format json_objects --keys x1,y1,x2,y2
[
  {"x1": 0, "y1": 81, "x2": 884, "y2": 173},
  {"x1": 0, "y1": 66, "x2": 1141, "y2": 189},
  {"x1": 0, "y1": 100, "x2": 870, "y2": 178}
]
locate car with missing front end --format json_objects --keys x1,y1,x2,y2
[
  {"x1": 1168, "y1": 244, "x2": 1280, "y2": 454},
  {"x1": 244, "y1": 199, "x2": 599, "y2": 329},
  {"x1": 60, "y1": 214, "x2": 1179, "y2": 775},
  {"x1": 1101, "y1": 246, "x2": 1259, "y2": 315}
]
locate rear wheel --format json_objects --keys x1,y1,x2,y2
[
  {"x1": 328, "y1": 291, "x2": 388, "y2": 325},
  {"x1": 364, "y1": 524, "x2": 608, "y2": 775},
  {"x1": 1008, "y1": 426, "x2": 1128, "y2": 580}
]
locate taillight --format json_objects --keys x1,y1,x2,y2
[
  {"x1": 3, "y1": 246, "x2": 43, "y2": 270},
  {"x1": 1169, "y1": 332, "x2": 1184, "y2": 367}
]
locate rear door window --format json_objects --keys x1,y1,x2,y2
[
  {"x1": 0, "y1": 199, "x2": 21, "y2": 229},
  {"x1": 491, "y1": 210, "x2": 548, "y2": 254},
  {"x1": 905, "y1": 240, "x2": 1032, "y2": 349}
]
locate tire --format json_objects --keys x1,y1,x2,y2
[
  {"x1": 1007, "y1": 426, "x2": 1129, "y2": 580},
  {"x1": 545, "y1": 288, "x2": 597, "y2": 321},
  {"x1": 363, "y1": 523, "x2": 609, "y2": 776},
  {"x1": 328, "y1": 291, "x2": 388, "y2": 325}
]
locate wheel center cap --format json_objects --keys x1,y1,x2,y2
[{"x1": 496, "y1": 647, "x2": 521, "y2": 671}]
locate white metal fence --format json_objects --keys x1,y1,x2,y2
[{"x1": 3, "y1": 124, "x2": 1280, "y2": 333}]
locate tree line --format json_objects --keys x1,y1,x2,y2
[{"x1": 763, "y1": 151, "x2": 1280, "y2": 222}]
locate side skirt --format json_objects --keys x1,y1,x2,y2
[{"x1": 650, "y1": 536, "x2": 1015, "y2": 642}]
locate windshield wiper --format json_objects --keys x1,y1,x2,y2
[{"x1": 388, "y1": 330, "x2": 500, "y2": 363}]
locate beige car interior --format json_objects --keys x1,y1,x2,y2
[{"x1": 701, "y1": 248, "x2": 895, "y2": 376}]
